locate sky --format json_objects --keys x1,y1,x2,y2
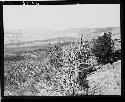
[{"x1": 3, "y1": 4, "x2": 120, "y2": 31}]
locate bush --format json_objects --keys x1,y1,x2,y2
[{"x1": 91, "y1": 32, "x2": 115, "y2": 64}]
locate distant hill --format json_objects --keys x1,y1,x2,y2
[
  {"x1": 59, "y1": 27, "x2": 120, "y2": 35},
  {"x1": 54, "y1": 27, "x2": 120, "y2": 42},
  {"x1": 91, "y1": 27, "x2": 120, "y2": 35},
  {"x1": 4, "y1": 27, "x2": 120, "y2": 47}
]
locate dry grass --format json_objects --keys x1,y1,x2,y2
[{"x1": 87, "y1": 60, "x2": 121, "y2": 95}]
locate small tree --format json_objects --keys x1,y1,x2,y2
[{"x1": 91, "y1": 32, "x2": 115, "y2": 64}]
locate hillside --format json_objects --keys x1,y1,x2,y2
[
  {"x1": 87, "y1": 60, "x2": 121, "y2": 95},
  {"x1": 4, "y1": 31, "x2": 121, "y2": 96}
]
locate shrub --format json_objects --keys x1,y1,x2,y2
[
  {"x1": 62, "y1": 37, "x2": 95, "y2": 95},
  {"x1": 91, "y1": 32, "x2": 115, "y2": 64}
]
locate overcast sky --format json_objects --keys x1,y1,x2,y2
[{"x1": 3, "y1": 4, "x2": 120, "y2": 31}]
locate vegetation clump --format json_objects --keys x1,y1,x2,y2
[{"x1": 90, "y1": 32, "x2": 120, "y2": 64}]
